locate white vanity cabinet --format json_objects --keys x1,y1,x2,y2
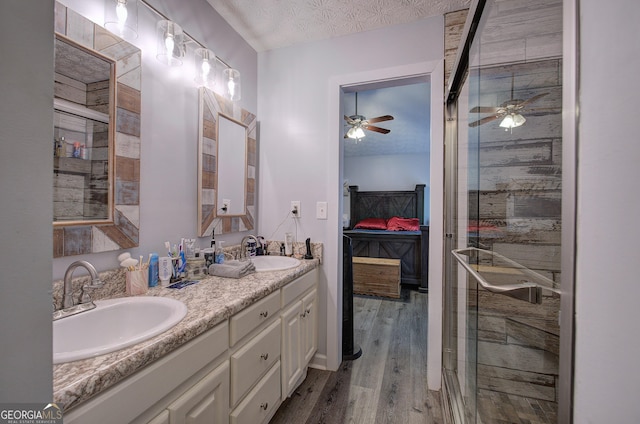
[
  {"x1": 280, "y1": 269, "x2": 318, "y2": 400},
  {"x1": 62, "y1": 268, "x2": 318, "y2": 424}
]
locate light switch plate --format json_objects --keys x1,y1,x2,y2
[{"x1": 316, "y1": 201, "x2": 327, "y2": 220}]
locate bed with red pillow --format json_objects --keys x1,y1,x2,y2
[{"x1": 344, "y1": 184, "x2": 429, "y2": 291}]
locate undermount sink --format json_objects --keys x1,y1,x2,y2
[
  {"x1": 251, "y1": 255, "x2": 300, "y2": 272},
  {"x1": 53, "y1": 297, "x2": 187, "y2": 364}
]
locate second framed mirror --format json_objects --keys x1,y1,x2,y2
[{"x1": 197, "y1": 87, "x2": 257, "y2": 236}]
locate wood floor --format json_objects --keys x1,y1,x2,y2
[{"x1": 270, "y1": 288, "x2": 445, "y2": 424}]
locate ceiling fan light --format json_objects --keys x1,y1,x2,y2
[
  {"x1": 346, "y1": 126, "x2": 365, "y2": 140},
  {"x1": 512, "y1": 113, "x2": 526, "y2": 127},
  {"x1": 499, "y1": 114, "x2": 515, "y2": 129}
]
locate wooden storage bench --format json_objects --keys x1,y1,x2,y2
[{"x1": 352, "y1": 257, "x2": 401, "y2": 299}]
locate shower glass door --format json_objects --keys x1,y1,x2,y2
[{"x1": 444, "y1": 0, "x2": 564, "y2": 422}]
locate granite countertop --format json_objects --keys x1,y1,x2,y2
[{"x1": 53, "y1": 257, "x2": 320, "y2": 412}]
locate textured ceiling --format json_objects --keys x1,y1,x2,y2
[{"x1": 206, "y1": 0, "x2": 471, "y2": 52}]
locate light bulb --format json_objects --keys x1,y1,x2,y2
[
  {"x1": 223, "y1": 68, "x2": 241, "y2": 101},
  {"x1": 116, "y1": 0, "x2": 128, "y2": 29},
  {"x1": 201, "y1": 59, "x2": 211, "y2": 77},
  {"x1": 227, "y1": 78, "x2": 235, "y2": 99},
  {"x1": 165, "y1": 33, "x2": 174, "y2": 55},
  {"x1": 354, "y1": 127, "x2": 366, "y2": 139}
]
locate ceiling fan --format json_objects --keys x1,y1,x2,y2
[
  {"x1": 344, "y1": 92, "x2": 394, "y2": 139},
  {"x1": 469, "y1": 74, "x2": 549, "y2": 131}
]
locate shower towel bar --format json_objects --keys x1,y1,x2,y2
[{"x1": 451, "y1": 247, "x2": 560, "y2": 304}]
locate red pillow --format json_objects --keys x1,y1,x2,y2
[
  {"x1": 353, "y1": 217, "x2": 388, "y2": 230},
  {"x1": 387, "y1": 216, "x2": 420, "y2": 231}
]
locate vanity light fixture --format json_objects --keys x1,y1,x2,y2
[
  {"x1": 224, "y1": 68, "x2": 241, "y2": 102},
  {"x1": 105, "y1": 0, "x2": 138, "y2": 40},
  {"x1": 135, "y1": 0, "x2": 241, "y2": 100},
  {"x1": 156, "y1": 20, "x2": 184, "y2": 66},
  {"x1": 194, "y1": 48, "x2": 216, "y2": 89}
]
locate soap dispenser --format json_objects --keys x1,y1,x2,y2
[{"x1": 215, "y1": 241, "x2": 225, "y2": 264}]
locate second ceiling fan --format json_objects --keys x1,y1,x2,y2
[
  {"x1": 344, "y1": 92, "x2": 394, "y2": 139},
  {"x1": 469, "y1": 73, "x2": 549, "y2": 131}
]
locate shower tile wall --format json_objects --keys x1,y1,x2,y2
[{"x1": 470, "y1": 58, "x2": 562, "y2": 418}]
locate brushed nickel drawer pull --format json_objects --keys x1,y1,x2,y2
[
  {"x1": 259, "y1": 310, "x2": 269, "y2": 318},
  {"x1": 260, "y1": 402, "x2": 268, "y2": 410},
  {"x1": 260, "y1": 353, "x2": 269, "y2": 360}
]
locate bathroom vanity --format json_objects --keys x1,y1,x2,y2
[{"x1": 55, "y1": 260, "x2": 319, "y2": 424}]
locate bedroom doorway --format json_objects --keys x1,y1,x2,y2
[{"x1": 341, "y1": 78, "x2": 431, "y2": 233}]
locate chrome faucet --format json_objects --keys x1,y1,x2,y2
[
  {"x1": 239, "y1": 235, "x2": 258, "y2": 260},
  {"x1": 62, "y1": 260, "x2": 103, "y2": 309}
]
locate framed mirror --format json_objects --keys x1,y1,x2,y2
[
  {"x1": 198, "y1": 87, "x2": 257, "y2": 236},
  {"x1": 53, "y1": 2, "x2": 141, "y2": 257}
]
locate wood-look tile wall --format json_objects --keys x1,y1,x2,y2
[
  {"x1": 444, "y1": 9, "x2": 469, "y2": 88},
  {"x1": 470, "y1": 0, "x2": 563, "y2": 413}
]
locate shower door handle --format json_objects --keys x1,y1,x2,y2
[{"x1": 451, "y1": 248, "x2": 543, "y2": 304}]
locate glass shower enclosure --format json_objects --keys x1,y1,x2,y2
[{"x1": 443, "y1": 0, "x2": 568, "y2": 422}]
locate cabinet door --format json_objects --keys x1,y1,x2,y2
[
  {"x1": 302, "y1": 289, "x2": 318, "y2": 365},
  {"x1": 281, "y1": 301, "x2": 303, "y2": 400},
  {"x1": 167, "y1": 361, "x2": 229, "y2": 424}
]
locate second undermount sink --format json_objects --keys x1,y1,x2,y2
[
  {"x1": 251, "y1": 255, "x2": 300, "y2": 272},
  {"x1": 53, "y1": 296, "x2": 187, "y2": 364}
]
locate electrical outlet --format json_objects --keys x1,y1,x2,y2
[
  {"x1": 291, "y1": 201, "x2": 301, "y2": 218},
  {"x1": 222, "y1": 199, "x2": 230, "y2": 213},
  {"x1": 316, "y1": 201, "x2": 327, "y2": 220}
]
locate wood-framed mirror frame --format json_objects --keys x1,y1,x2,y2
[
  {"x1": 53, "y1": 1, "x2": 141, "y2": 257},
  {"x1": 197, "y1": 87, "x2": 257, "y2": 236}
]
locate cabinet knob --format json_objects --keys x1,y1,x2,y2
[
  {"x1": 259, "y1": 310, "x2": 269, "y2": 318},
  {"x1": 260, "y1": 402, "x2": 268, "y2": 410},
  {"x1": 306, "y1": 308, "x2": 311, "y2": 315},
  {"x1": 260, "y1": 353, "x2": 269, "y2": 360}
]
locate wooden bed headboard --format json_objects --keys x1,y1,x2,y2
[{"x1": 348, "y1": 184, "x2": 425, "y2": 227}]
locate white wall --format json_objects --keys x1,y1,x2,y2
[
  {"x1": 344, "y1": 153, "x2": 431, "y2": 224},
  {"x1": 573, "y1": 0, "x2": 640, "y2": 421},
  {"x1": 0, "y1": 0, "x2": 54, "y2": 401},
  {"x1": 52, "y1": 0, "x2": 258, "y2": 279},
  {"x1": 257, "y1": 17, "x2": 444, "y2": 372}
]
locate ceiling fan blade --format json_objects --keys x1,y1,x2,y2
[
  {"x1": 469, "y1": 115, "x2": 500, "y2": 128},
  {"x1": 470, "y1": 106, "x2": 502, "y2": 113},
  {"x1": 344, "y1": 115, "x2": 356, "y2": 125},
  {"x1": 363, "y1": 125, "x2": 390, "y2": 134},
  {"x1": 366, "y1": 115, "x2": 394, "y2": 124},
  {"x1": 518, "y1": 92, "x2": 549, "y2": 107}
]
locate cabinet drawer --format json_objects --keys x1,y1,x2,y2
[
  {"x1": 281, "y1": 269, "x2": 318, "y2": 306},
  {"x1": 230, "y1": 361, "x2": 281, "y2": 424},
  {"x1": 230, "y1": 290, "x2": 280, "y2": 346},
  {"x1": 230, "y1": 319, "x2": 281, "y2": 406}
]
